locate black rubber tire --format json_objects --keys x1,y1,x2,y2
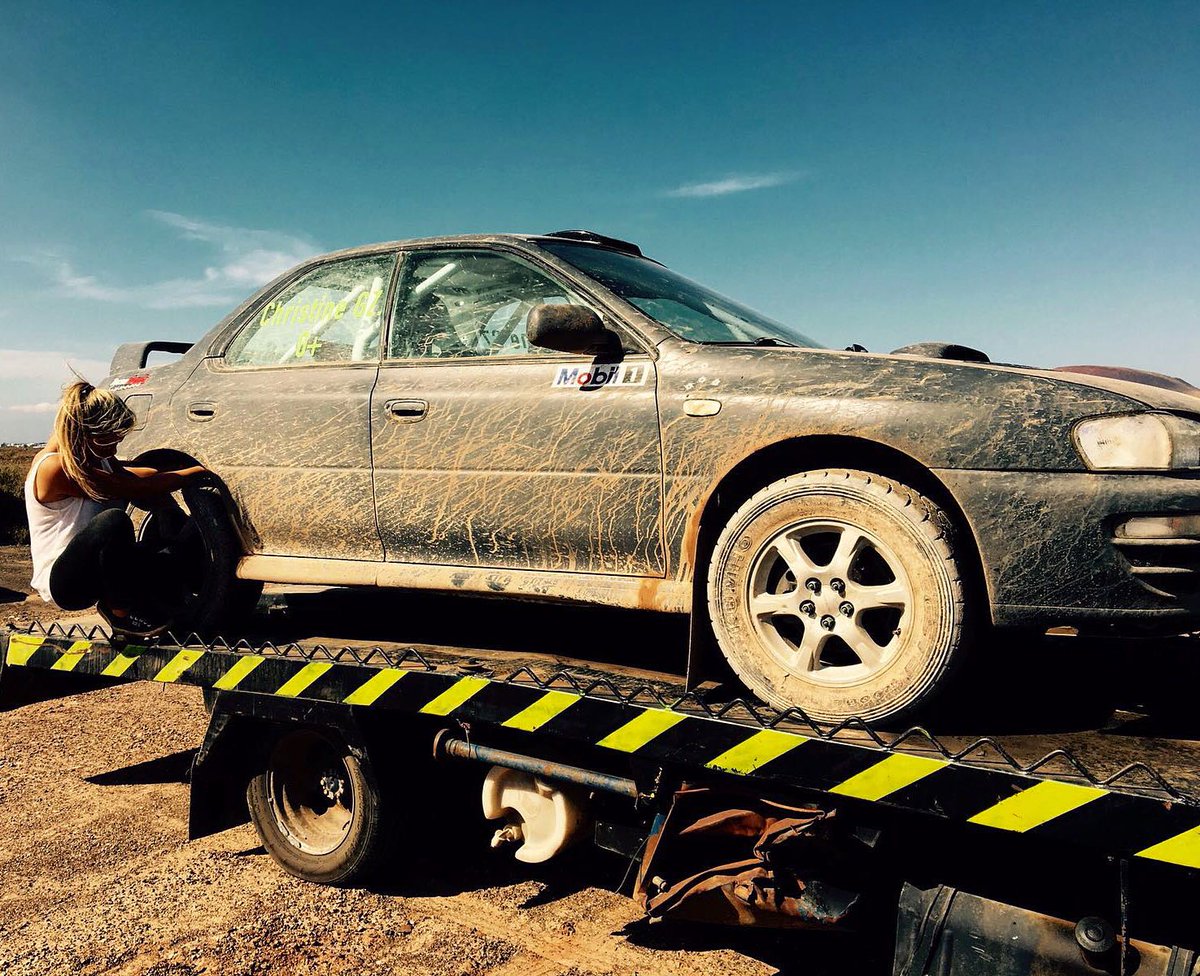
[
  {"x1": 706, "y1": 469, "x2": 968, "y2": 725},
  {"x1": 247, "y1": 728, "x2": 389, "y2": 885},
  {"x1": 129, "y1": 477, "x2": 262, "y2": 636}
]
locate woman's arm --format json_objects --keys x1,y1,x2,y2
[
  {"x1": 93, "y1": 462, "x2": 207, "y2": 501},
  {"x1": 32, "y1": 454, "x2": 207, "y2": 504}
]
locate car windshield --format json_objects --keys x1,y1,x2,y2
[{"x1": 540, "y1": 242, "x2": 822, "y2": 348}]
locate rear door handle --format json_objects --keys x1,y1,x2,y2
[
  {"x1": 187, "y1": 402, "x2": 217, "y2": 422},
  {"x1": 385, "y1": 399, "x2": 428, "y2": 422}
]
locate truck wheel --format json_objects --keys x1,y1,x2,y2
[
  {"x1": 247, "y1": 728, "x2": 389, "y2": 885},
  {"x1": 706, "y1": 469, "x2": 967, "y2": 724},
  {"x1": 131, "y1": 477, "x2": 262, "y2": 635}
]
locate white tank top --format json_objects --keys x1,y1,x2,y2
[{"x1": 24, "y1": 452, "x2": 107, "y2": 605}]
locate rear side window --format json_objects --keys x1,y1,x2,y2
[{"x1": 226, "y1": 254, "x2": 397, "y2": 367}]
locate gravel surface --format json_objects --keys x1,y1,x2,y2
[{"x1": 1, "y1": 545, "x2": 852, "y2": 976}]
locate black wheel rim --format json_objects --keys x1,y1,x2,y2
[{"x1": 266, "y1": 732, "x2": 355, "y2": 856}]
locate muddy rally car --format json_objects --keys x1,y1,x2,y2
[{"x1": 105, "y1": 229, "x2": 1200, "y2": 723}]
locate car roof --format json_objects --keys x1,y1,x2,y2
[{"x1": 308, "y1": 230, "x2": 650, "y2": 264}]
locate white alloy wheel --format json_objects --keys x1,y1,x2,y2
[
  {"x1": 747, "y1": 518, "x2": 913, "y2": 686},
  {"x1": 707, "y1": 469, "x2": 967, "y2": 724}
]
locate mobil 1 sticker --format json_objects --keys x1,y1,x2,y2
[{"x1": 552, "y1": 362, "x2": 649, "y2": 390}]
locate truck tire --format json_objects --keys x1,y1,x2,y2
[
  {"x1": 131, "y1": 477, "x2": 262, "y2": 635},
  {"x1": 247, "y1": 728, "x2": 389, "y2": 885},
  {"x1": 706, "y1": 469, "x2": 967, "y2": 725}
]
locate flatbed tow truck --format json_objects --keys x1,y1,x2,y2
[{"x1": 3, "y1": 614, "x2": 1199, "y2": 976}]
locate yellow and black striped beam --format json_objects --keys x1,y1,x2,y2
[{"x1": 6, "y1": 631, "x2": 1200, "y2": 873}]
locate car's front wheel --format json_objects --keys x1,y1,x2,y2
[{"x1": 706, "y1": 469, "x2": 968, "y2": 725}]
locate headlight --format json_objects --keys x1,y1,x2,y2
[{"x1": 1074, "y1": 413, "x2": 1200, "y2": 470}]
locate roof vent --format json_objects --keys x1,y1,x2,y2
[{"x1": 544, "y1": 229, "x2": 643, "y2": 257}]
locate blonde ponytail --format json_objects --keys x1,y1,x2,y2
[{"x1": 53, "y1": 381, "x2": 136, "y2": 500}]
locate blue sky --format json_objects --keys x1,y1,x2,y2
[{"x1": 1, "y1": 0, "x2": 1196, "y2": 442}]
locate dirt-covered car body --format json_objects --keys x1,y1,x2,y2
[{"x1": 108, "y1": 232, "x2": 1200, "y2": 644}]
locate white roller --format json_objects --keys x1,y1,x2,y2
[{"x1": 480, "y1": 766, "x2": 587, "y2": 864}]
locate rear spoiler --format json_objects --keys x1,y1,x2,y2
[{"x1": 110, "y1": 340, "x2": 193, "y2": 376}]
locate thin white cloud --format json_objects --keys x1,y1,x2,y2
[
  {"x1": 27, "y1": 211, "x2": 319, "y2": 310},
  {"x1": 665, "y1": 171, "x2": 802, "y2": 198},
  {"x1": 0, "y1": 350, "x2": 112, "y2": 442},
  {"x1": 5, "y1": 402, "x2": 57, "y2": 414},
  {"x1": 0, "y1": 349, "x2": 110, "y2": 384}
]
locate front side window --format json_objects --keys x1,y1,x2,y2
[
  {"x1": 225, "y1": 253, "x2": 397, "y2": 367},
  {"x1": 540, "y1": 242, "x2": 823, "y2": 348},
  {"x1": 389, "y1": 250, "x2": 587, "y2": 360}
]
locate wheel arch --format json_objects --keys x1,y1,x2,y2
[
  {"x1": 685, "y1": 435, "x2": 991, "y2": 687},
  {"x1": 127, "y1": 447, "x2": 202, "y2": 470}
]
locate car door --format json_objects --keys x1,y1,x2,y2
[
  {"x1": 371, "y1": 246, "x2": 665, "y2": 576},
  {"x1": 172, "y1": 251, "x2": 397, "y2": 559}
]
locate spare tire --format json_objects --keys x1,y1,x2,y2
[{"x1": 129, "y1": 474, "x2": 262, "y2": 636}]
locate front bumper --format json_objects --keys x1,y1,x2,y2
[{"x1": 934, "y1": 469, "x2": 1200, "y2": 633}]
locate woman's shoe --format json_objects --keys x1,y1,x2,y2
[{"x1": 97, "y1": 601, "x2": 172, "y2": 640}]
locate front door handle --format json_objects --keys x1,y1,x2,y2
[
  {"x1": 385, "y1": 399, "x2": 428, "y2": 423},
  {"x1": 187, "y1": 402, "x2": 217, "y2": 422}
]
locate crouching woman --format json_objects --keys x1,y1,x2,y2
[{"x1": 24, "y1": 380, "x2": 207, "y2": 637}]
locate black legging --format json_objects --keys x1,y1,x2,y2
[{"x1": 48, "y1": 509, "x2": 176, "y2": 611}]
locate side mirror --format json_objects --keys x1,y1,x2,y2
[{"x1": 527, "y1": 305, "x2": 621, "y2": 355}]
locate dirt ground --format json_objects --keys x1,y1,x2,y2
[{"x1": 0, "y1": 546, "x2": 875, "y2": 976}]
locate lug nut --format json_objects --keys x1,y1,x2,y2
[
  {"x1": 799, "y1": 600, "x2": 816, "y2": 616},
  {"x1": 805, "y1": 578, "x2": 821, "y2": 594},
  {"x1": 820, "y1": 615, "x2": 836, "y2": 631},
  {"x1": 1074, "y1": 917, "x2": 1116, "y2": 955},
  {"x1": 830, "y1": 578, "x2": 846, "y2": 595},
  {"x1": 839, "y1": 601, "x2": 854, "y2": 617}
]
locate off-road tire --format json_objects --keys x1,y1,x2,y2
[
  {"x1": 706, "y1": 469, "x2": 967, "y2": 724},
  {"x1": 129, "y1": 476, "x2": 262, "y2": 636},
  {"x1": 247, "y1": 729, "x2": 389, "y2": 885}
]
